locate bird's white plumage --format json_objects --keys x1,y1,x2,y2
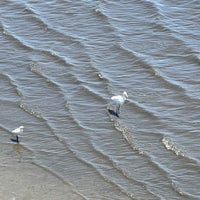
[
  {"x1": 12, "y1": 126, "x2": 24, "y2": 134},
  {"x1": 110, "y1": 91, "x2": 128, "y2": 116},
  {"x1": 111, "y1": 91, "x2": 128, "y2": 105}
]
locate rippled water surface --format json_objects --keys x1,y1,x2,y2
[{"x1": 0, "y1": 0, "x2": 200, "y2": 199}]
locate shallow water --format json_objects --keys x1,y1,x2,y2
[{"x1": 0, "y1": 0, "x2": 200, "y2": 199}]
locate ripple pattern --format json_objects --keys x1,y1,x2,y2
[{"x1": 0, "y1": 0, "x2": 200, "y2": 199}]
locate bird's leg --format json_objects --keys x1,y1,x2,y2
[
  {"x1": 16, "y1": 135, "x2": 19, "y2": 143},
  {"x1": 115, "y1": 105, "x2": 120, "y2": 117},
  {"x1": 118, "y1": 105, "x2": 120, "y2": 114},
  {"x1": 116, "y1": 105, "x2": 120, "y2": 115},
  {"x1": 115, "y1": 106, "x2": 118, "y2": 115}
]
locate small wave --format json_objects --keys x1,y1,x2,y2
[
  {"x1": 19, "y1": 102, "x2": 42, "y2": 119},
  {"x1": 22, "y1": 1, "x2": 83, "y2": 39},
  {"x1": 33, "y1": 120, "x2": 142, "y2": 199},
  {"x1": 93, "y1": 5, "x2": 119, "y2": 35},
  {"x1": 2, "y1": 0, "x2": 73, "y2": 45},
  {"x1": 117, "y1": 44, "x2": 187, "y2": 93},
  {"x1": 128, "y1": 99, "x2": 160, "y2": 120},
  {"x1": 148, "y1": 0, "x2": 200, "y2": 59},
  {"x1": 2, "y1": 24, "x2": 74, "y2": 67},
  {"x1": 116, "y1": 44, "x2": 158, "y2": 74},
  {"x1": 162, "y1": 136, "x2": 200, "y2": 167},
  {"x1": 2, "y1": 14, "x2": 91, "y2": 69},
  {"x1": 153, "y1": 69, "x2": 186, "y2": 93},
  {"x1": 28, "y1": 59, "x2": 110, "y2": 136},
  {"x1": 0, "y1": 73, "x2": 24, "y2": 99},
  {"x1": 22, "y1": 6, "x2": 36, "y2": 15},
  {"x1": 91, "y1": 142, "x2": 161, "y2": 199},
  {"x1": 186, "y1": 53, "x2": 200, "y2": 66},
  {"x1": 162, "y1": 136, "x2": 185, "y2": 156},
  {"x1": 142, "y1": 0, "x2": 164, "y2": 19},
  {"x1": 69, "y1": 137, "x2": 160, "y2": 199},
  {"x1": 19, "y1": 1, "x2": 96, "y2": 62},
  {"x1": 29, "y1": 62, "x2": 65, "y2": 90},
  {"x1": 171, "y1": 180, "x2": 198, "y2": 199},
  {"x1": 106, "y1": 115, "x2": 186, "y2": 198},
  {"x1": 28, "y1": 62, "x2": 73, "y2": 120},
  {"x1": 81, "y1": 84, "x2": 107, "y2": 102},
  {"x1": 22, "y1": 2, "x2": 88, "y2": 47},
  {"x1": 109, "y1": 115, "x2": 165, "y2": 169},
  {"x1": 21, "y1": 5, "x2": 48, "y2": 30},
  {"x1": 113, "y1": 120, "x2": 145, "y2": 155},
  {"x1": 2, "y1": 22, "x2": 35, "y2": 51}
]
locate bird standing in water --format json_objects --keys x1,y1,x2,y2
[
  {"x1": 109, "y1": 91, "x2": 128, "y2": 117},
  {"x1": 11, "y1": 126, "x2": 24, "y2": 143}
]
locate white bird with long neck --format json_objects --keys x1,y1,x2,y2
[
  {"x1": 11, "y1": 126, "x2": 24, "y2": 143},
  {"x1": 110, "y1": 91, "x2": 128, "y2": 117}
]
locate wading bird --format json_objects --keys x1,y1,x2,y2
[
  {"x1": 109, "y1": 91, "x2": 128, "y2": 117},
  {"x1": 11, "y1": 126, "x2": 24, "y2": 143}
]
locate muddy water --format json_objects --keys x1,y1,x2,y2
[{"x1": 0, "y1": 0, "x2": 200, "y2": 199}]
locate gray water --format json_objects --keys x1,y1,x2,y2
[{"x1": 0, "y1": 0, "x2": 200, "y2": 199}]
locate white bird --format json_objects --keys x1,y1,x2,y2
[
  {"x1": 12, "y1": 126, "x2": 24, "y2": 134},
  {"x1": 11, "y1": 126, "x2": 24, "y2": 143},
  {"x1": 110, "y1": 91, "x2": 128, "y2": 117}
]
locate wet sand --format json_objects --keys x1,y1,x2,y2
[{"x1": 0, "y1": 146, "x2": 82, "y2": 200}]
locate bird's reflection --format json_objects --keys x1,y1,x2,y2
[{"x1": 12, "y1": 143, "x2": 24, "y2": 162}]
